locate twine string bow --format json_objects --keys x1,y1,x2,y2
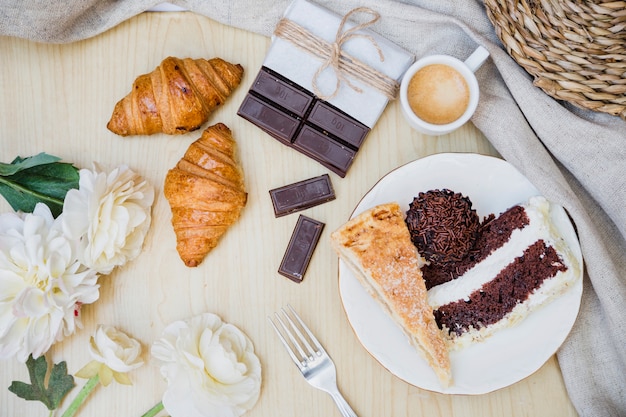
[{"x1": 273, "y1": 7, "x2": 399, "y2": 100}]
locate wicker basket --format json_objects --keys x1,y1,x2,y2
[{"x1": 484, "y1": 0, "x2": 626, "y2": 120}]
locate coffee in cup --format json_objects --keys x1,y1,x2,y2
[
  {"x1": 399, "y1": 46, "x2": 490, "y2": 136},
  {"x1": 406, "y1": 64, "x2": 470, "y2": 125}
]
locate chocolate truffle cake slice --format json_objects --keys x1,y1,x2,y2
[{"x1": 426, "y1": 196, "x2": 581, "y2": 350}]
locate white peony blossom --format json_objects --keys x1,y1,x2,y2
[
  {"x1": 0, "y1": 203, "x2": 99, "y2": 362},
  {"x1": 151, "y1": 313, "x2": 262, "y2": 417},
  {"x1": 76, "y1": 324, "x2": 144, "y2": 386},
  {"x1": 62, "y1": 163, "x2": 154, "y2": 275}
]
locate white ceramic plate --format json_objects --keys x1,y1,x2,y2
[{"x1": 338, "y1": 153, "x2": 583, "y2": 394}]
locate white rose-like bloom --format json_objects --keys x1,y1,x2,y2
[
  {"x1": 62, "y1": 163, "x2": 154, "y2": 275},
  {"x1": 0, "y1": 203, "x2": 99, "y2": 362},
  {"x1": 89, "y1": 325, "x2": 144, "y2": 372},
  {"x1": 151, "y1": 313, "x2": 262, "y2": 417},
  {"x1": 76, "y1": 324, "x2": 144, "y2": 385}
]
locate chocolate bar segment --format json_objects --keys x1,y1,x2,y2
[
  {"x1": 293, "y1": 126, "x2": 356, "y2": 177},
  {"x1": 308, "y1": 101, "x2": 368, "y2": 149},
  {"x1": 238, "y1": 94, "x2": 300, "y2": 145},
  {"x1": 238, "y1": 66, "x2": 370, "y2": 177},
  {"x1": 278, "y1": 215, "x2": 325, "y2": 283},
  {"x1": 250, "y1": 68, "x2": 314, "y2": 117},
  {"x1": 269, "y1": 174, "x2": 335, "y2": 217}
]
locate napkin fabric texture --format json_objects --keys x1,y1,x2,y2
[{"x1": 1, "y1": 1, "x2": 624, "y2": 416}]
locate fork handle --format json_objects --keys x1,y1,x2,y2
[{"x1": 328, "y1": 390, "x2": 358, "y2": 417}]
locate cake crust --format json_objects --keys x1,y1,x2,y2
[{"x1": 331, "y1": 202, "x2": 452, "y2": 387}]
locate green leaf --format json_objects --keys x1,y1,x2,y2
[
  {"x1": 0, "y1": 153, "x2": 79, "y2": 217},
  {"x1": 0, "y1": 153, "x2": 61, "y2": 176},
  {"x1": 8, "y1": 355, "x2": 75, "y2": 411},
  {"x1": 47, "y1": 360, "x2": 76, "y2": 408}
]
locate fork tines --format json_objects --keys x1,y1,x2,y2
[{"x1": 268, "y1": 305, "x2": 324, "y2": 369}]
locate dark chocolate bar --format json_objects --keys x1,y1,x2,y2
[
  {"x1": 238, "y1": 66, "x2": 370, "y2": 177},
  {"x1": 269, "y1": 174, "x2": 335, "y2": 217},
  {"x1": 278, "y1": 215, "x2": 325, "y2": 283}
]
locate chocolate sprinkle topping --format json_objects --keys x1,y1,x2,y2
[
  {"x1": 405, "y1": 189, "x2": 480, "y2": 265},
  {"x1": 421, "y1": 206, "x2": 530, "y2": 289}
]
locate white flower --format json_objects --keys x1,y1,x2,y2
[
  {"x1": 151, "y1": 313, "x2": 262, "y2": 417},
  {"x1": 62, "y1": 163, "x2": 154, "y2": 275},
  {"x1": 0, "y1": 203, "x2": 99, "y2": 362},
  {"x1": 76, "y1": 325, "x2": 144, "y2": 386}
]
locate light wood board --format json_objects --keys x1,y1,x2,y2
[{"x1": 0, "y1": 11, "x2": 577, "y2": 417}]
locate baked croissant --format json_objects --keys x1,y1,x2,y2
[
  {"x1": 107, "y1": 57, "x2": 244, "y2": 136},
  {"x1": 164, "y1": 123, "x2": 247, "y2": 267}
]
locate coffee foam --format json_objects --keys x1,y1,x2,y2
[{"x1": 407, "y1": 64, "x2": 470, "y2": 125}]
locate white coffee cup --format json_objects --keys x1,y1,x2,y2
[{"x1": 400, "y1": 46, "x2": 489, "y2": 136}]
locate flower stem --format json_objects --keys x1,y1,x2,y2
[
  {"x1": 141, "y1": 401, "x2": 164, "y2": 417},
  {"x1": 60, "y1": 375, "x2": 99, "y2": 417}
]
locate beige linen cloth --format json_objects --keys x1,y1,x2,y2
[{"x1": 1, "y1": 1, "x2": 624, "y2": 416}]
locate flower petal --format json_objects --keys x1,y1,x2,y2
[
  {"x1": 98, "y1": 364, "x2": 114, "y2": 386},
  {"x1": 75, "y1": 360, "x2": 102, "y2": 379},
  {"x1": 112, "y1": 371, "x2": 132, "y2": 385}
]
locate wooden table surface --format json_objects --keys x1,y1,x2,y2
[{"x1": 0, "y1": 11, "x2": 578, "y2": 417}]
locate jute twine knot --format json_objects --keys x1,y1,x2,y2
[{"x1": 274, "y1": 7, "x2": 399, "y2": 100}]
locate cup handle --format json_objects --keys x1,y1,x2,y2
[{"x1": 464, "y1": 45, "x2": 490, "y2": 72}]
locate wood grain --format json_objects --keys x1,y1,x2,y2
[{"x1": 0, "y1": 11, "x2": 577, "y2": 417}]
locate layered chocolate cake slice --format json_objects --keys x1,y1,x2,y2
[{"x1": 406, "y1": 191, "x2": 581, "y2": 350}]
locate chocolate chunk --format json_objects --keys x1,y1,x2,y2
[
  {"x1": 278, "y1": 215, "x2": 325, "y2": 283},
  {"x1": 238, "y1": 94, "x2": 301, "y2": 145},
  {"x1": 250, "y1": 68, "x2": 314, "y2": 117},
  {"x1": 308, "y1": 101, "x2": 368, "y2": 149},
  {"x1": 269, "y1": 174, "x2": 335, "y2": 217},
  {"x1": 237, "y1": 66, "x2": 370, "y2": 177},
  {"x1": 293, "y1": 126, "x2": 356, "y2": 177}
]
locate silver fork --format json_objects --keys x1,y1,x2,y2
[{"x1": 268, "y1": 305, "x2": 358, "y2": 417}]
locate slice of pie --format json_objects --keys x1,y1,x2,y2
[{"x1": 331, "y1": 202, "x2": 451, "y2": 387}]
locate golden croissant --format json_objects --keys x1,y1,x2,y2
[
  {"x1": 164, "y1": 123, "x2": 247, "y2": 267},
  {"x1": 107, "y1": 57, "x2": 244, "y2": 136}
]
